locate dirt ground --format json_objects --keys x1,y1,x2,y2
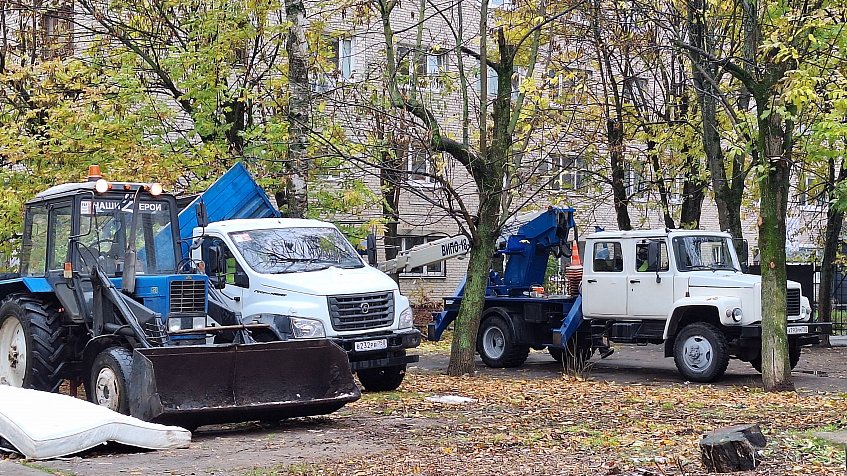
[{"x1": 3, "y1": 341, "x2": 847, "y2": 476}]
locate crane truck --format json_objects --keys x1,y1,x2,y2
[
  {"x1": 0, "y1": 166, "x2": 360, "y2": 430},
  {"x1": 178, "y1": 163, "x2": 421, "y2": 392},
  {"x1": 399, "y1": 207, "x2": 830, "y2": 382}
]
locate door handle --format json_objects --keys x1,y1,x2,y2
[
  {"x1": 630, "y1": 279, "x2": 640, "y2": 284},
  {"x1": 586, "y1": 279, "x2": 597, "y2": 283}
]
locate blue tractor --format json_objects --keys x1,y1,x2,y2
[{"x1": 0, "y1": 167, "x2": 359, "y2": 429}]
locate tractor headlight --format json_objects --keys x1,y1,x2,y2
[
  {"x1": 290, "y1": 317, "x2": 326, "y2": 338},
  {"x1": 167, "y1": 316, "x2": 207, "y2": 333},
  {"x1": 399, "y1": 306, "x2": 414, "y2": 329}
]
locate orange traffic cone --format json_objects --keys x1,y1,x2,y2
[{"x1": 571, "y1": 241, "x2": 581, "y2": 266}]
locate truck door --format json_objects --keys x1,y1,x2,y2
[
  {"x1": 582, "y1": 241, "x2": 627, "y2": 316},
  {"x1": 627, "y1": 240, "x2": 673, "y2": 319},
  {"x1": 201, "y1": 238, "x2": 246, "y2": 314}
]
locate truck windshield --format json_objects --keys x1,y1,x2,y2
[
  {"x1": 228, "y1": 227, "x2": 364, "y2": 274},
  {"x1": 78, "y1": 197, "x2": 176, "y2": 275},
  {"x1": 672, "y1": 236, "x2": 737, "y2": 272}
]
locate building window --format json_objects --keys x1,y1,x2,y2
[
  {"x1": 399, "y1": 236, "x2": 446, "y2": 277},
  {"x1": 476, "y1": 67, "x2": 524, "y2": 99},
  {"x1": 335, "y1": 37, "x2": 354, "y2": 80},
  {"x1": 626, "y1": 162, "x2": 650, "y2": 200},
  {"x1": 41, "y1": 5, "x2": 73, "y2": 59},
  {"x1": 397, "y1": 46, "x2": 446, "y2": 90},
  {"x1": 622, "y1": 76, "x2": 647, "y2": 108},
  {"x1": 799, "y1": 175, "x2": 825, "y2": 208},
  {"x1": 543, "y1": 155, "x2": 584, "y2": 191},
  {"x1": 311, "y1": 35, "x2": 354, "y2": 93},
  {"x1": 547, "y1": 68, "x2": 590, "y2": 104}
]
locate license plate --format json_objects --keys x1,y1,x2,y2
[
  {"x1": 787, "y1": 326, "x2": 808, "y2": 335},
  {"x1": 354, "y1": 339, "x2": 388, "y2": 352}
]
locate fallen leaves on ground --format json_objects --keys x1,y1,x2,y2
[{"x1": 272, "y1": 370, "x2": 845, "y2": 476}]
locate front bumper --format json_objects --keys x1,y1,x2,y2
[
  {"x1": 740, "y1": 322, "x2": 832, "y2": 346},
  {"x1": 332, "y1": 328, "x2": 421, "y2": 371}
]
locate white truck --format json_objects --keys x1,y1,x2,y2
[
  {"x1": 429, "y1": 207, "x2": 830, "y2": 382},
  {"x1": 192, "y1": 218, "x2": 420, "y2": 391},
  {"x1": 178, "y1": 163, "x2": 420, "y2": 392},
  {"x1": 581, "y1": 228, "x2": 822, "y2": 381}
]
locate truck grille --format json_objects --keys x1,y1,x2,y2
[
  {"x1": 328, "y1": 292, "x2": 394, "y2": 331},
  {"x1": 786, "y1": 288, "x2": 801, "y2": 316},
  {"x1": 170, "y1": 279, "x2": 207, "y2": 314}
]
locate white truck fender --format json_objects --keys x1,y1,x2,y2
[{"x1": 663, "y1": 295, "x2": 744, "y2": 340}]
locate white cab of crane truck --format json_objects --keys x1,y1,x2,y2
[
  {"x1": 191, "y1": 217, "x2": 421, "y2": 392},
  {"x1": 581, "y1": 228, "x2": 825, "y2": 382}
]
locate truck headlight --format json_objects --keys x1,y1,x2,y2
[
  {"x1": 290, "y1": 317, "x2": 326, "y2": 338},
  {"x1": 399, "y1": 306, "x2": 414, "y2": 329},
  {"x1": 800, "y1": 305, "x2": 811, "y2": 321},
  {"x1": 168, "y1": 316, "x2": 207, "y2": 333},
  {"x1": 729, "y1": 308, "x2": 742, "y2": 322}
]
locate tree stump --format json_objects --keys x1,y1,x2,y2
[{"x1": 700, "y1": 424, "x2": 766, "y2": 472}]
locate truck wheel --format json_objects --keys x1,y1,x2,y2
[
  {"x1": 357, "y1": 365, "x2": 406, "y2": 392},
  {"x1": 89, "y1": 347, "x2": 133, "y2": 414},
  {"x1": 673, "y1": 323, "x2": 729, "y2": 383},
  {"x1": 0, "y1": 294, "x2": 66, "y2": 392},
  {"x1": 749, "y1": 343, "x2": 801, "y2": 373},
  {"x1": 476, "y1": 314, "x2": 529, "y2": 368}
]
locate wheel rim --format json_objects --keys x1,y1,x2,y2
[
  {"x1": 0, "y1": 317, "x2": 27, "y2": 387},
  {"x1": 94, "y1": 366, "x2": 122, "y2": 411},
  {"x1": 481, "y1": 325, "x2": 506, "y2": 359},
  {"x1": 680, "y1": 334, "x2": 713, "y2": 373}
]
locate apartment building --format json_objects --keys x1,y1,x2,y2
[{"x1": 0, "y1": 0, "x2": 832, "y2": 303}]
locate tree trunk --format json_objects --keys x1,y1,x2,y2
[
  {"x1": 381, "y1": 137, "x2": 403, "y2": 284},
  {"x1": 816, "y1": 156, "x2": 847, "y2": 347},
  {"x1": 759, "y1": 110, "x2": 794, "y2": 392},
  {"x1": 281, "y1": 0, "x2": 310, "y2": 218},
  {"x1": 687, "y1": 0, "x2": 743, "y2": 238},
  {"x1": 447, "y1": 199, "x2": 500, "y2": 376},
  {"x1": 608, "y1": 118, "x2": 631, "y2": 230}
]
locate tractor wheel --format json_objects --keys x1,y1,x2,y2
[
  {"x1": 357, "y1": 364, "x2": 406, "y2": 392},
  {"x1": 749, "y1": 343, "x2": 801, "y2": 373},
  {"x1": 673, "y1": 323, "x2": 729, "y2": 383},
  {"x1": 0, "y1": 294, "x2": 66, "y2": 392},
  {"x1": 476, "y1": 312, "x2": 529, "y2": 368},
  {"x1": 89, "y1": 347, "x2": 133, "y2": 414}
]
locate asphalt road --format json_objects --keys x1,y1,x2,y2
[{"x1": 410, "y1": 339, "x2": 847, "y2": 393}]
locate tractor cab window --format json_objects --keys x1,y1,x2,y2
[
  {"x1": 21, "y1": 206, "x2": 49, "y2": 276},
  {"x1": 48, "y1": 204, "x2": 73, "y2": 271},
  {"x1": 672, "y1": 236, "x2": 738, "y2": 272},
  {"x1": 77, "y1": 196, "x2": 176, "y2": 276}
]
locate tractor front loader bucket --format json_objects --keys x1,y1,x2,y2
[{"x1": 128, "y1": 339, "x2": 360, "y2": 429}]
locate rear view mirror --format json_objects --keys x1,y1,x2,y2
[{"x1": 207, "y1": 244, "x2": 227, "y2": 276}]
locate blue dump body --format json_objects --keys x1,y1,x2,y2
[
  {"x1": 429, "y1": 207, "x2": 584, "y2": 350},
  {"x1": 178, "y1": 162, "x2": 280, "y2": 258}
]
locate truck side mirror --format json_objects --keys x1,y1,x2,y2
[
  {"x1": 196, "y1": 201, "x2": 209, "y2": 228},
  {"x1": 205, "y1": 245, "x2": 227, "y2": 290},
  {"x1": 365, "y1": 234, "x2": 377, "y2": 266},
  {"x1": 647, "y1": 241, "x2": 662, "y2": 283}
]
